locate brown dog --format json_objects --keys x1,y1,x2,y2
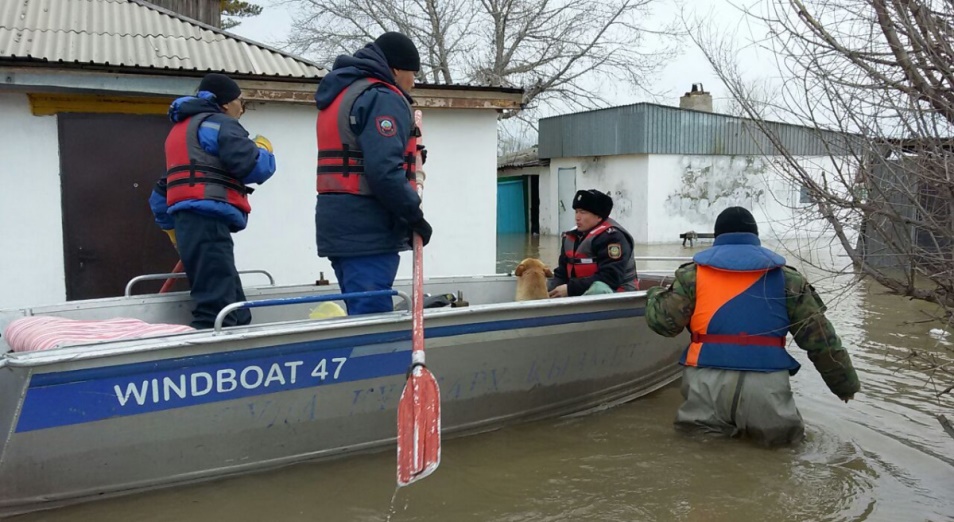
[{"x1": 514, "y1": 258, "x2": 553, "y2": 301}]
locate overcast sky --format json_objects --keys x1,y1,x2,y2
[{"x1": 229, "y1": 0, "x2": 775, "y2": 114}]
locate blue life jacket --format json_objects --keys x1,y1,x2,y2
[{"x1": 682, "y1": 232, "x2": 801, "y2": 374}]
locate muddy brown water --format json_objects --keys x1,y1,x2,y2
[{"x1": 10, "y1": 235, "x2": 954, "y2": 521}]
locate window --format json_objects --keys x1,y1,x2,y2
[{"x1": 799, "y1": 184, "x2": 815, "y2": 204}]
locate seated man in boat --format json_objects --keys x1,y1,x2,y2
[
  {"x1": 149, "y1": 73, "x2": 277, "y2": 329},
  {"x1": 548, "y1": 189, "x2": 638, "y2": 297},
  {"x1": 644, "y1": 206, "x2": 860, "y2": 447}
]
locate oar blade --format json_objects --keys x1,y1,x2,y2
[{"x1": 396, "y1": 366, "x2": 441, "y2": 487}]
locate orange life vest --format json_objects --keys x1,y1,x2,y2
[{"x1": 681, "y1": 236, "x2": 799, "y2": 373}]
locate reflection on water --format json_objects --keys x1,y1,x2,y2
[{"x1": 13, "y1": 235, "x2": 954, "y2": 522}]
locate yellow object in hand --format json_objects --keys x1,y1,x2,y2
[
  {"x1": 252, "y1": 134, "x2": 273, "y2": 153},
  {"x1": 164, "y1": 229, "x2": 178, "y2": 248}
]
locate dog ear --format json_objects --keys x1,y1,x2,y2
[
  {"x1": 544, "y1": 267, "x2": 554, "y2": 277},
  {"x1": 514, "y1": 263, "x2": 525, "y2": 276}
]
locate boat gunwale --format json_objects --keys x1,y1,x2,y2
[{"x1": 1, "y1": 287, "x2": 655, "y2": 369}]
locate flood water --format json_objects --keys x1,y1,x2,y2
[{"x1": 11, "y1": 234, "x2": 954, "y2": 522}]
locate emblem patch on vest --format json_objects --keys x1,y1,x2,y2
[
  {"x1": 608, "y1": 243, "x2": 622, "y2": 259},
  {"x1": 376, "y1": 116, "x2": 397, "y2": 137}
]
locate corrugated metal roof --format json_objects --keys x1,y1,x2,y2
[
  {"x1": 497, "y1": 146, "x2": 548, "y2": 169},
  {"x1": 0, "y1": 0, "x2": 325, "y2": 79},
  {"x1": 539, "y1": 103, "x2": 850, "y2": 158}
]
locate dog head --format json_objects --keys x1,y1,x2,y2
[{"x1": 514, "y1": 258, "x2": 553, "y2": 278}]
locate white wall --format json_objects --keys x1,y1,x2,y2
[
  {"x1": 539, "y1": 153, "x2": 838, "y2": 244},
  {"x1": 538, "y1": 163, "x2": 558, "y2": 235},
  {"x1": 202, "y1": 104, "x2": 502, "y2": 289},
  {"x1": 0, "y1": 93, "x2": 65, "y2": 308},
  {"x1": 543, "y1": 155, "x2": 650, "y2": 239},
  {"x1": 0, "y1": 96, "x2": 500, "y2": 310},
  {"x1": 646, "y1": 154, "x2": 835, "y2": 243}
]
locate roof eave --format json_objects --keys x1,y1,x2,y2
[{"x1": 0, "y1": 63, "x2": 526, "y2": 110}]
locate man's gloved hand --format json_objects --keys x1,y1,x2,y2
[
  {"x1": 252, "y1": 134, "x2": 273, "y2": 153},
  {"x1": 164, "y1": 229, "x2": 178, "y2": 248},
  {"x1": 418, "y1": 145, "x2": 427, "y2": 165},
  {"x1": 408, "y1": 218, "x2": 432, "y2": 247}
]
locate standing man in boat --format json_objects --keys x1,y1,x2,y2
[
  {"x1": 548, "y1": 189, "x2": 638, "y2": 297},
  {"x1": 313, "y1": 32, "x2": 432, "y2": 315},
  {"x1": 149, "y1": 73, "x2": 277, "y2": 329},
  {"x1": 645, "y1": 206, "x2": 860, "y2": 447}
]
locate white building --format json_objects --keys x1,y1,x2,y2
[
  {"x1": 500, "y1": 102, "x2": 843, "y2": 244},
  {"x1": 0, "y1": 0, "x2": 521, "y2": 309}
]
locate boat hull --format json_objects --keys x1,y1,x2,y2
[{"x1": 0, "y1": 276, "x2": 685, "y2": 515}]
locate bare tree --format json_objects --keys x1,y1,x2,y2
[
  {"x1": 282, "y1": 0, "x2": 677, "y2": 117},
  {"x1": 689, "y1": 0, "x2": 954, "y2": 396}
]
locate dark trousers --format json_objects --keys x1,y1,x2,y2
[
  {"x1": 174, "y1": 211, "x2": 251, "y2": 329},
  {"x1": 330, "y1": 253, "x2": 401, "y2": 315}
]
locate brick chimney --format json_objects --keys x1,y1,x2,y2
[
  {"x1": 679, "y1": 83, "x2": 713, "y2": 113},
  {"x1": 146, "y1": 0, "x2": 221, "y2": 28}
]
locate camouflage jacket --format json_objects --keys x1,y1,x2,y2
[{"x1": 645, "y1": 263, "x2": 860, "y2": 399}]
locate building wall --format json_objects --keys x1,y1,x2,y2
[
  {"x1": 647, "y1": 154, "x2": 835, "y2": 243},
  {"x1": 539, "y1": 152, "x2": 837, "y2": 244},
  {"x1": 0, "y1": 93, "x2": 65, "y2": 309},
  {"x1": 538, "y1": 163, "x2": 557, "y2": 235},
  {"x1": 0, "y1": 94, "x2": 500, "y2": 309},
  {"x1": 239, "y1": 104, "x2": 497, "y2": 281},
  {"x1": 543, "y1": 156, "x2": 650, "y2": 238}
]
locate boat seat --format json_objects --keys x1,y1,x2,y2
[{"x1": 3, "y1": 316, "x2": 194, "y2": 353}]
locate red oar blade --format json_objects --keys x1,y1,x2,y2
[{"x1": 396, "y1": 365, "x2": 441, "y2": 487}]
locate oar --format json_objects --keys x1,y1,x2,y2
[
  {"x1": 159, "y1": 261, "x2": 184, "y2": 293},
  {"x1": 397, "y1": 109, "x2": 441, "y2": 487}
]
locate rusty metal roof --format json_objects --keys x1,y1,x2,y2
[
  {"x1": 498, "y1": 146, "x2": 548, "y2": 170},
  {"x1": 0, "y1": 0, "x2": 325, "y2": 79}
]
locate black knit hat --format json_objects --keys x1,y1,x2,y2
[
  {"x1": 572, "y1": 189, "x2": 614, "y2": 218},
  {"x1": 714, "y1": 206, "x2": 759, "y2": 237},
  {"x1": 197, "y1": 73, "x2": 242, "y2": 105},
  {"x1": 374, "y1": 32, "x2": 421, "y2": 72}
]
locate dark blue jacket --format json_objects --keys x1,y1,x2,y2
[
  {"x1": 313, "y1": 43, "x2": 423, "y2": 257},
  {"x1": 149, "y1": 93, "x2": 276, "y2": 232}
]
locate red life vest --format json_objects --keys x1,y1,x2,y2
[
  {"x1": 164, "y1": 114, "x2": 252, "y2": 213},
  {"x1": 315, "y1": 78, "x2": 419, "y2": 195},
  {"x1": 562, "y1": 218, "x2": 638, "y2": 291}
]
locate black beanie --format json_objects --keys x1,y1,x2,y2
[
  {"x1": 714, "y1": 207, "x2": 759, "y2": 237},
  {"x1": 572, "y1": 189, "x2": 614, "y2": 218},
  {"x1": 197, "y1": 73, "x2": 242, "y2": 105},
  {"x1": 374, "y1": 32, "x2": 421, "y2": 72}
]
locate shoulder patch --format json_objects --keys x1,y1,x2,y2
[
  {"x1": 608, "y1": 243, "x2": 622, "y2": 259},
  {"x1": 376, "y1": 116, "x2": 397, "y2": 137}
]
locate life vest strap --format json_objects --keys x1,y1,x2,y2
[
  {"x1": 567, "y1": 258, "x2": 596, "y2": 264},
  {"x1": 166, "y1": 163, "x2": 231, "y2": 178},
  {"x1": 317, "y1": 149, "x2": 365, "y2": 160},
  {"x1": 166, "y1": 172, "x2": 253, "y2": 195},
  {"x1": 317, "y1": 165, "x2": 365, "y2": 174},
  {"x1": 691, "y1": 332, "x2": 785, "y2": 347}
]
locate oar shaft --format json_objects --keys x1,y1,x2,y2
[
  {"x1": 412, "y1": 233, "x2": 425, "y2": 356},
  {"x1": 159, "y1": 261, "x2": 184, "y2": 293}
]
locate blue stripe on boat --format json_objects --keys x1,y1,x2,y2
[{"x1": 15, "y1": 308, "x2": 642, "y2": 432}]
